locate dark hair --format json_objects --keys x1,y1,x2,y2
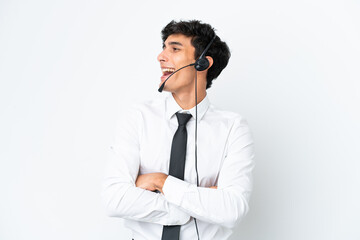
[{"x1": 161, "y1": 20, "x2": 231, "y2": 89}]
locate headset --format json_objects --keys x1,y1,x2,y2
[
  {"x1": 194, "y1": 34, "x2": 217, "y2": 71},
  {"x1": 158, "y1": 34, "x2": 217, "y2": 240}
]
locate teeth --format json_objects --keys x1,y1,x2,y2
[{"x1": 162, "y1": 68, "x2": 175, "y2": 73}]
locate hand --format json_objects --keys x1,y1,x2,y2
[
  {"x1": 135, "y1": 173, "x2": 168, "y2": 194},
  {"x1": 209, "y1": 186, "x2": 217, "y2": 189}
]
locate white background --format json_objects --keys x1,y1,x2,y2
[{"x1": 1, "y1": 0, "x2": 359, "y2": 239}]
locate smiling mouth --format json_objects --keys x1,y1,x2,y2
[{"x1": 161, "y1": 68, "x2": 175, "y2": 78}]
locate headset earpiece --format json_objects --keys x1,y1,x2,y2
[
  {"x1": 194, "y1": 57, "x2": 210, "y2": 71},
  {"x1": 194, "y1": 34, "x2": 217, "y2": 72}
]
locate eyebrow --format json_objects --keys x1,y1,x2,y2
[
  {"x1": 163, "y1": 41, "x2": 183, "y2": 48},
  {"x1": 168, "y1": 41, "x2": 183, "y2": 46}
]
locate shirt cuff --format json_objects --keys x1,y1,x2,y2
[
  {"x1": 162, "y1": 175, "x2": 191, "y2": 206},
  {"x1": 165, "y1": 200, "x2": 191, "y2": 225}
]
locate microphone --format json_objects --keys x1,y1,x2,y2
[{"x1": 158, "y1": 63, "x2": 195, "y2": 92}]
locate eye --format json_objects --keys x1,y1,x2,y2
[{"x1": 173, "y1": 47, "x2": 180, "y2": 51}]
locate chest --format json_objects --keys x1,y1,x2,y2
[{"x1": 139, "y1": 118, "x2": 230, "y2": 187}]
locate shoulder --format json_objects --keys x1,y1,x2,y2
[
  {"x1": 116, "y1": 94, "x2": 167, "y2": 126},
  {"x1": 136, "y1": 95, "x2": 165, "y2": 112},
  {"x1": 133, "y1": 94, "x2": 167, "y2": 119},
  {"x1": 120, "y1": 94, "x2": 164, "y2": 115},
  {"x1": 206, "y1": 104, "x2": 249, "y2": 128},
  {"x1": 206, "y1": 105, "x2": 254, "y2": 148}
]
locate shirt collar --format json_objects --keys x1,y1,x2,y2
[{"x1": 165, "y1": 92, "x2": 210, "y2": 122}]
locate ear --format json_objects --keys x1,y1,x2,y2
[{"x1": 206, "y1": 56, "x2": 214, "y2": 70}]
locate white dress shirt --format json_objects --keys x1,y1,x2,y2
[{"x1": 102, "y1": 92, "x2": 255, "y2": 240}]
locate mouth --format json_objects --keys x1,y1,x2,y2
[{"x1": 161, "y1": 67, "x2": 176, "y2": 79}]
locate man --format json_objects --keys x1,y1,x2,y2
[{"x1": 102, "y1": 20, "x2": 255, "y2": 240}]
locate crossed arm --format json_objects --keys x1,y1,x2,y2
[
  {"x1": 102, "y1": 111, "x2": 254, "y2": 228},
  {"x1": 135, "y1": 173, "x2": 217, "y2": 194}
]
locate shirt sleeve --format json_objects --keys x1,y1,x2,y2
[
  {"x1": 101, "y1": 107, "x2": 190, "y2": 225},
  {"x1": 162, "y1": 116, "x2": 255, "y2": 228}
]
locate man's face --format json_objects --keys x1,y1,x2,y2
[{"x1": 157, "y1": 34, "x2": 197, "y2": 92}]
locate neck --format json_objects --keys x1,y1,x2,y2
[{"x1": 172, "y1": 83, "x2": 207, "y2": 110}]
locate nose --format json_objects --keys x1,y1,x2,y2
[{"x1": 157, "y1": 49, "x2": 168, "y2": 63}]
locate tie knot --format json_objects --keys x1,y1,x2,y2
[{"x1": 175, "y1": 112, "x2": 192, "y2": 126}]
